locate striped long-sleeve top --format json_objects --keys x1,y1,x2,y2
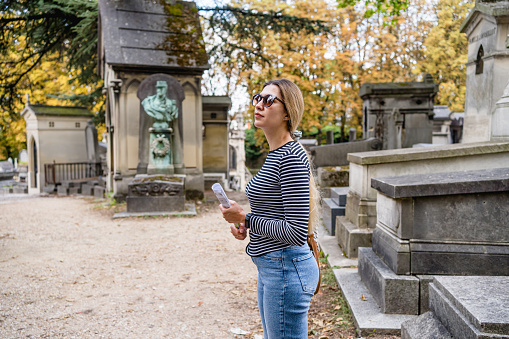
[{"x1": 245, "y1": 141, "x2": 310, "y2": 257}]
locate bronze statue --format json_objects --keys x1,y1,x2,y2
[{"x1": 141, "y1": 81, "x2": 178, "y2": 129}]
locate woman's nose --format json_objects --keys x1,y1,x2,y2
[{"x1": 255, "y1": 100, "x2": 265, "y2": 110}]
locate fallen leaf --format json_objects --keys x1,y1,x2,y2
[
  {"x1": 360, "y1": 294, "x2": 367, "y2": 301},
  {"x1": 197, "y1": 301, "x2": 203, "y2": 307}
]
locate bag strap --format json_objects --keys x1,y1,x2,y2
[{"x1": 307, "y1": 234, "x2": 321, "y2": 295}]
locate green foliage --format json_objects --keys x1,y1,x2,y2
[
  {"x1": 337, "y1": 0, "x2": 409, "y2": 21},
  {"x1": 244, "y1": 127, "x2": 265, "y2": 161},
  {"x1": 413, "y1": 0, "x2": 473, "y2": 112},
  {"x1": 0, "y1": 0, "x2": 100, "y2": 117}
]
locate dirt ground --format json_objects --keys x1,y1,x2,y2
[{"x1": 0, "y1": 192, "x2": 398, "y2": 339}]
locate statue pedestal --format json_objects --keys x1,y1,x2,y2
[
  {"x1": 126, "y1": 174, "x2": 185, "y2": 213},
  {"x1": 148, "y1": 127, "x2": 174, "y2": 174}
]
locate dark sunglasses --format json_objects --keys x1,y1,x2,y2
[{"x1": 252, "y1": 94, "x2": 286, "y2": 108}]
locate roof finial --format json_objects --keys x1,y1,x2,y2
[{"x1": 26, "y1": 93, "x2": 30, "y2": 106}]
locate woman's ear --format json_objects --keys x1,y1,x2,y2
[{"x1": 283, "y1": 114, "x2": 290, "y2": 121}]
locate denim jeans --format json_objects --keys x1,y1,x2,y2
[{"x1": 251, "y1": 244, "x2": 319, "y2": 339}]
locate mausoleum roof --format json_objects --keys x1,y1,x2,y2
[
  {"x1": 359, "y1": 79, "x2": 438, "y2": 98},
  {"x1": 99, "y1": 0, "x2": 209, "y2": 74},
  {"x1": 26, "y1": 104, "x2": 93, "y2": 118},
  {"x1": 460, "y1": 0, "x2": 509, "y2": 33}
]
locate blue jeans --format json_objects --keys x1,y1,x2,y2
[{"x1": 251, "y1": 244, "x2": 319, "y2": 339}]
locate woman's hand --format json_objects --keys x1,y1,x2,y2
[
  {"x1": 218, "y1": 200, "x2": 246, "y2": 224},
  {"x1": 230, "y1": 223, "x2": 247, "y2": 241}
]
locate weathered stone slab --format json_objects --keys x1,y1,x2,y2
[
  {"x1": 310, "y1": 137, "x2": 382, "y2": 167},
  {"x1": 358, "y1": 247, "x2": 419, "y2": 315},
  {"x1": 371, "y1": 167, "x2": 509, "y2": 199},
  {"x1": 0, "y1": 187, "x2": 13, "y2": 194},
  {"x1": 401, "y1": 312, "x2": 453, "y2": 339},
  {"x1": 410, "y1": 246, "x2": 509, "y2": 276},
  {"x1": 335, "y1": 216, "x2": 373, "y2": 258},
  {"x1": 126, "y1": 196, "x2": 185, "y2": 213},
  {"x1": 322, "y1": 198, "x2": 345, "y2": 236},
  {"x1": 372, "y1": 226, "x2": 410, "y2": 275},
  {"x1": 334, "y1": 268, "x2": 417, "y2": 335},
  {"x1": 317, "y1": 224, "x2": 358, "y2": 268},
  {"x1": 81, "y1": 184, "x2": 94, "y2": 196},
  {"x1": 57, "y1": 185, "x2": 68, "y2": 196},
  {"x1": 429, "y1": 276, "x2": 509, "y2": 338},
  {"x1": 94, "y1": 186, "x2": 105, "y2": 199},
  {"x1": 43, "y1": 185, "x2": 56, "y2": 193},
  {"x1": 126, "y1": 175, "x2": 185, "y2": 213},
  {"x1": 316, "y1": 166, "x2": 349, "y2": 188},
  {"x1": 12, "y1": 186, "x2": 28, "y2": 194},
  {"x1": 330, "y1": 186, "x2": 349, "y2": 206},
  {"x1": 68, "y1": 187, "x2": 80, "y2": 195},
  {"x1": 344, "y1": 190, "x2": 376, "y2": 229},
  {"x1": 417, "y1": 275, "x2": 434, "y2": 314}
]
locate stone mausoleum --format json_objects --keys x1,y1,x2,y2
[
  {"x1": 98, "y1": 0, "x2": 239, "y2": 201},
  {"x1": 460, "y1": 0, "x2": 509, "y2": 143},
  {"x1": 21, "y1": 101, "x2": 96, "y2": 195}
]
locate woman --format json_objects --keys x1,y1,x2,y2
[{"x1": 219, "y1": 79, "x2": 320, "y2": 339}]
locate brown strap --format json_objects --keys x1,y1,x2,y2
[{"x1": 307, "y1": 234, "x2": 321, "y2": 295}]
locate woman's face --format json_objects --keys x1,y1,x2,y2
[{"x1": 253, "y1": 85, "x2": 288, "y2": 133}]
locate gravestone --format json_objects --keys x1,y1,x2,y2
[
  {"x1": 123, "y1": 74, "x2": 186, "y2": 214},
  {"x1": 85, "y1": 120, "x2": 99, "y2": 163},
  {"x1": 18, "y1": 150, "x2": 28, "y2": 164}
]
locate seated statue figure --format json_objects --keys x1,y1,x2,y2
[{"x1": 142, "y1": 81, "x2": 178, "y2": 129}]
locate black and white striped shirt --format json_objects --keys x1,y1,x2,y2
[{"x1": 245, "y1": 141, "x2": 310, "y2": 257}]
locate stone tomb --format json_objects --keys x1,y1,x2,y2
[
  {"x1": 370, "y1": 167, "x2": 509, "y2": 277},
  {"x1": 338, "y1": 167, "x2": 509, "y2": 334},
  {"x1": 402, "y1": 276, "x2": 509, "y2": 339},
  {"x1": 336, "y1": 141, "x2": 509, "y2": 258},
  {"x1": 356, "y1": 167, "x2": 509, "y2": 316}
]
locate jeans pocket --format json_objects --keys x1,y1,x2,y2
[{"x1": 292, "y1": 252, "x2": 319, "y2": 295}]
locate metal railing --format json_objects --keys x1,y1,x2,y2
[{"x1": 44, "y1": 162, "x2": 102, "y2": 185}]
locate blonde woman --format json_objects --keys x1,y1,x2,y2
[{"x1": 220, "y1": 79, "x2": 320, "y2": 339}]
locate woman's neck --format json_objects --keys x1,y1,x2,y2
[{"x1": 266, "y1": 130, "x2": 294, "y2": 151}]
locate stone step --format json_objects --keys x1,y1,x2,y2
[
  {"x1": 322, "y1": 198, "x2": 345, "y2": 236},
  {"x1": 358, "y1": 247, "x2": 419, "y2": 315},
  {"x1": 330, "y1": 186, "x2": 349, "y2": 206},
  {"x1": 401, "y1": 312, "x2": 453, "y2": 339},
  {"x1": 334, "y1": 268, "x2": 417, "y2": 336},
  {"x1": 335, "y1": 216, "x2": 373, "y2": 258},
  {"x1": 429, "y1": 276, "x2": 509, "y2": 339}
]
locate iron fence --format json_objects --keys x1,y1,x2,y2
[{"x1": 44, "y1": 162, "x2": 102, "y2": 185}]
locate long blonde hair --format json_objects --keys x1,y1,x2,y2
[{"x1": 263, "y1": 79, "x2": 321, "y2": 234}]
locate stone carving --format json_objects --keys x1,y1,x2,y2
[
  {"x1": 141, "y1": 81, "x2": 178, "y2": 129},
  {"x1": 128, "y1": 177, "x2": 184, "y2": 197}
]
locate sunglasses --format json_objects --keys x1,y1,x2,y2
[{"x1": 252, "y1": 94, "x2": 286, "y2": 108}]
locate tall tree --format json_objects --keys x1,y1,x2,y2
[{"x1": 413, "y1": 0, "x2": 473, "y2": 112}]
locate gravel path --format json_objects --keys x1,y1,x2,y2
[{"x1": 0, "y1": 195, "x2": 261, "y2": 338}]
